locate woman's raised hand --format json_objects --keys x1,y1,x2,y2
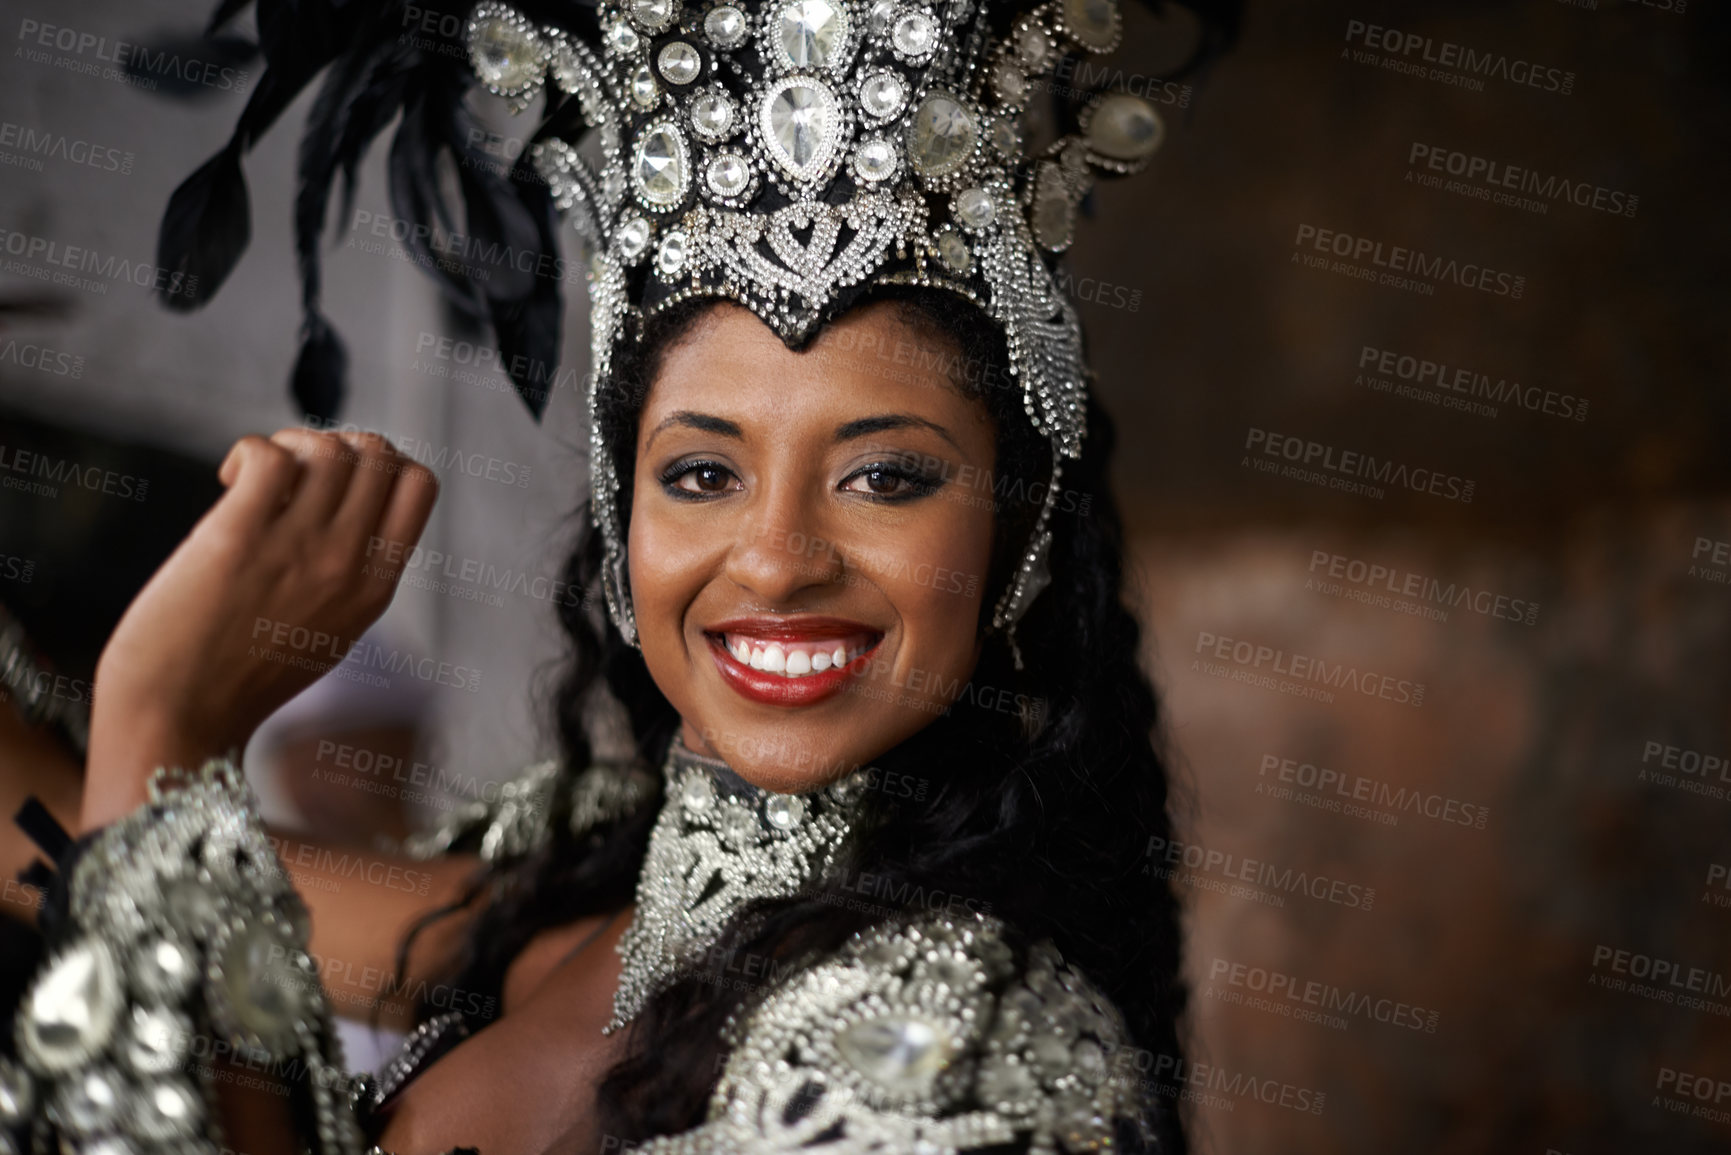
[{"x1": 81, "y1": 429, "x2": 439, "y2": 831}]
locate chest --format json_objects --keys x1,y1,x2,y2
[{"x1": 371, "y1": 908, "x2": 634, "y2": 1155}]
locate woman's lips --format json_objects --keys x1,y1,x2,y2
[{"x1": 703, "y1": 621, "x2": 883, "y2": 707}]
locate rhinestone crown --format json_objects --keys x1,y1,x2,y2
[{"x1": 464, "y1": 0, "x2": 1166, "y2": 655}]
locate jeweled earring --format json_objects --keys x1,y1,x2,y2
[{"x1": 605, "y1": 545, "x2": 641, "y2": 649}]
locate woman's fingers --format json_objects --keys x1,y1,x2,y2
[
  {"x1": 269, "y1": 428, "x2": 358, "y2": 526},
  {"x1": 371, "y1": 462, "x2": 440, "y2": 581},
  {"x1": 331, "y1": 432, "x2": 406, "y2": 550},
  {"x1": 212, "y1": 436, "x2": 301, "y2": 532}
]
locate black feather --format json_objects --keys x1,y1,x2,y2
[
  {"x1": 388, "y1": 82, "x2": 485, "y2": 311},
  {"x1": 485, "y1": 175, "x2": 565, "y2": 420},
  {"x1": 155, "y1": 143, "x2": 251, "y2": 312},
  {"x1": 291, "y1": 311, "x2": 347, "y2": 422}
]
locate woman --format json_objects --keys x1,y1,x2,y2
[{"x1": 2, "y1": 0, "x2": 1235, "y2": 1151}]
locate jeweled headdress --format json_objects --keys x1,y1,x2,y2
[{"x1": 155, "y1": 0, "x2": 1233, "y2": 663}]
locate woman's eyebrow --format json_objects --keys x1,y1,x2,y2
[
  {"x1": 835, "y1": 414, "x2": 960, "y2": 451},
  {"x1": 645, "y1": 410, "x2": 743, "y2": 453}
]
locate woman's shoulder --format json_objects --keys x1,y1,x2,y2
[{"x1": 644, "y1": 911, "x2": 1154, "y2": 1154}]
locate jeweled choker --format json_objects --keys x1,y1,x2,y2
[{"x1": 607, "y1": 737, "x2": 868, "y2": 1031}]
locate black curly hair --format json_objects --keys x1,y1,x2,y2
[{"x1": 409, "y1": 283, "x2": 1193, "y2": 1152}]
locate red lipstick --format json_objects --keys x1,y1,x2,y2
[{"x1": 703, "y1": 617, "x2": 883, "y2": 708}]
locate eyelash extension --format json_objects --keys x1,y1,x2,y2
[
  {"x1": 658, "y1": 459, "x2": 736, "y2": 501},
  {"x1": 845, "y1": 461, "x2": 945, "y2": 503},
  {"x1": 657, "y1": 459, "x2": 946, "y2": 502}
]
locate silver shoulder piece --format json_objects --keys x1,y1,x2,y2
[
  {"x1": 395, "y1": 759, "x2": 656, "y2": 864},
  {"x1": 4, "y1": 759, "x2": 364, "y2": 1154},
  {"x1": 640, "y1": 912, "x2": 1152, "y2": 1155}
]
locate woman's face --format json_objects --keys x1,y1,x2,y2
[{"x1": 628, "y1": 300, "x2": 999, "y2": 793}]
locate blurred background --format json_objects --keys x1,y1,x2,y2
[{"x1": 2, "y1": 0, "x2": 1728, "y2": 1152}]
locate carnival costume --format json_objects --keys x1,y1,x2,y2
[{"x1": 4, "y1": 0, "x2": 1212, "y2": 1149}]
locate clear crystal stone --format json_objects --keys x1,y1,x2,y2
[
  {"x1": 907, "y1": 93, "x2": 976, "y2": 177},
  {"x1": 978, "y1": 1057, "x2": 1038, "y2": 1107},
  {"x1": 132, "y1": 936, "x2": 196, "y2": 1002},
  {"x1": 469, "y1": 15, "x2": 542, "y2": 92},
  {"x1": 1087, "y1": 93, "x2": 1162, "y2": 162},
  {"x1": 763, "y1": 78, "x2": 837, "y2": 177},
  {"x1": 854, "y1": 137, "x2": 897, "y2": 182},
  {"x1": 777, "y1": 0, "x2": 845, "y2": 68},
  {"x1": 605, "y1": 19, "x2": 641, "y2": 55},
  {"x1": 836, "y1": 1016, "x2": 949, "y2": 1095},
  {"x1": 891, "y1": 11, "x2": 936, "y2": 56},
  {"x1": 617, "y1": 216, "x2": 652, "y2": 261},
  {"x1": 124, "y1": 1007, "x2": 188, "y2": 1075},
  {"x1": 634, "y1": 124, "x2": 688, "y2": 205},
  {"x1": 718, "y1": 803, "x2": 756, "y2": 846},
  {"x1": 164, "y1": 876, "x2": 220, "y2": 933},
  {"x1": 657, "y1": 41, "x2": 701, "y2": 85},
  {"x1": 22, "y1": 939, "x2": 121, "y2": 1073},
  {"x1": 868, "y1": 0, "x2": 897, "y2": 36},
  {"x1": 682, "y1": 772, "x2": 715, "y2": 812},
  {"x1": 53, "y1": 1068, "x2": 122, "y2": 1134},
  {"x1": 859, "y1": 71, "x2": 904, "y2": 118},
  {"x1": 1063, "y1": 0, "x2": 1118, "y2": 49},
  {"x1": 221, "y1": 923, "x2": 310, "y2": 1045},
  {"x1": 1032, "y1": 162, "x2": 1076, "y2": 250},
  {"x1": 764, "y1": 794, "x2": 806, "y2": 829},
  {"x1": 1018, "y1": 26, "x2": 1052, "y2": 69},
  {"x1": 1032, "y1": 1029, "x2": 1072, "y2": 1075},
  {"x1": 936, "y1": 230, "x2": 973, "y2": 274},
  {"x1": 994, "y1": 62, "x2": 1027, "y2": 103},
  {"x1": 707, "y1": 153, "x2": 749, "y2": 197},
  {"x1": 705, "y1": 5, "x2": 748, "y2": 46},
  {"x1": 631, "y1": 63, "x2": 659, "y2": 107},
  {"x1": 989, "y1": 117, "x2": 1019, "y2": 157},
  {"x1": 135, "y1": 1080, "x2": 201, "y2": 1141},
  {"x1": 954, "y1": 187, "x2": 994, "y2": 229},
  {"x1": 0, "y1": 1058, "x2": 35, "y2": 1124},
  {"x1": 691, "y1": 90, "x2": 735, "y2": 137},
  {"x1": 1073, "y1": 1038, "x2": 1107, "y2": 1083},
  {"x1": 632, "y1": 0, "x2": 676, "y2": 31}
]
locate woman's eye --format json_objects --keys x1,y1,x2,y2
[
  {"x1": 842, "y1": 466, "x2": 939, "y2": 500},
  {"x1": 663, "y1": 462, "x2": 738, "y2": 496}
]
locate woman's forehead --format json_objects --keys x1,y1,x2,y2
[{"x1": 642, "y1": 301, "x2": 990, "y2": 428}]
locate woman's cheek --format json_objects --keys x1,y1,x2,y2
[{"x1": 880, "y1": 515, "x2": 991, "y2": 708}]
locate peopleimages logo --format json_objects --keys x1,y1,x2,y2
[
  {"x1": 1245, "y1": 427, "x2": 1475, "y2": 504},
  {"x1": 1293, "y1": 224, "x2": 1525, "y2": 299},
  {"x1": 1356, "y1": 344, "x2": 1587, "y2": 424},
  {"x1": 15, "y1": 19, "x2": 251, "y2": 93},
  {"x1": 1342, "y1": 20, "x2": 1575, "y2": 95}
]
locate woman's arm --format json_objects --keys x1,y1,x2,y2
[{"x1": 6, "y1": 427, "x2": 450, "y2": 1152}]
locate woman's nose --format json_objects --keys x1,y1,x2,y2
[{"x1": 722, "y1": 480, "x2": 846, "y2": 605}]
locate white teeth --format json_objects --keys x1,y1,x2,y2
[{"x1": 721, "y1": 634, "x2": 874, "y2": 678}]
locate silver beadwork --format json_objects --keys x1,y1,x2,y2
[
  {"x1": 606, "y1": 739, "x2": 867, "y2": 1032},
  {"x1": 632, "y1": 915, "x2": 1153, "y2": 1153}
]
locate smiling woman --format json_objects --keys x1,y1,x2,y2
[
  {"x1": 1, "y1": 0, "x2": 1239, "y2": 1152},
  {"x1": 630, "y1": 299, "x2": 1003, "y2": 787}
]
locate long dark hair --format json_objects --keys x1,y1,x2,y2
[{"x1": 420, "y1": 285, "x2": 1192, "y2": 1151}]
